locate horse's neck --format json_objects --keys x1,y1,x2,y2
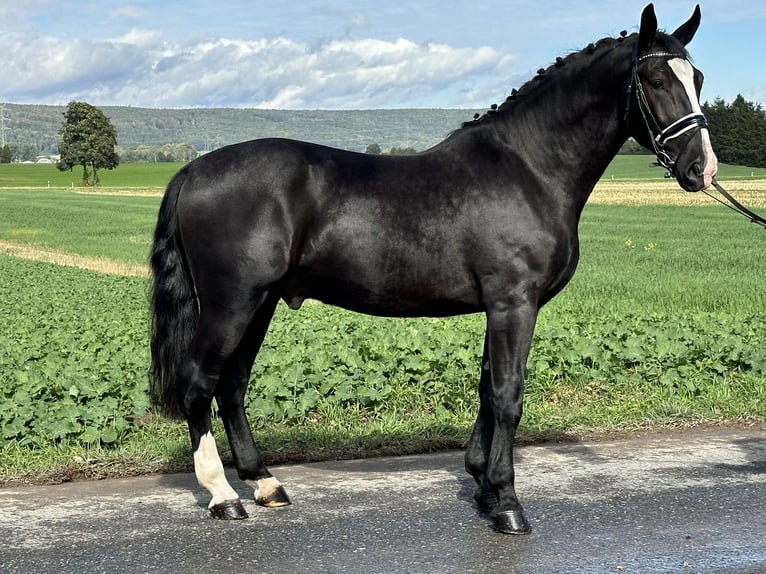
[{"x1": 501, "y1": 49, "x2": 631, "y2": 201}]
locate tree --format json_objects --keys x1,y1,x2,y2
[
  {"x1": 0, "y1": 145, "x2": 11, "y2": 163},
  {"x1": 702, "y1": 95, "x2": 766, "y2": 168},
  {"x1": 119, "y1": 143, "x2": 198, "y2": 163},
  {"x1": 57, "y1": 101, "x2": 119, "y2": 185},
  {"x1": 365, "y1": 143, "x2": 382, "y2": 155},
  {"x1": 12, "y1": 143, "x2": 38, "y2": 163},
  {"x1": 618, "y1": 138, "x2": 650, "y2": 155},
  {"x1": 389, "y1": 146, "x2": 417, "y2": 155}
]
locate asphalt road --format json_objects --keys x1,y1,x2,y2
[{"x1": 1, "y1": 428, "x2": 765, "y2": 574}]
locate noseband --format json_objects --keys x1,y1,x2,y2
[{"x1": 625, "y1": 43, "x2": 709, "y2": 174}]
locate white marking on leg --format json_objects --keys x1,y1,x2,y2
[
  {"x1": 668, "y1": 58, "x2": 719, "y2": 187},
  {"x1": 247, "y1": 476, "x2": 283, "y2": 503},
  {"x1": 194, "y1": 431, "x2": 239, "y2": 507}
]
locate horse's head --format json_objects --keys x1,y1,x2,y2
[{"x1": 627, "y1": 4, "x2": 718, "y2": 191}]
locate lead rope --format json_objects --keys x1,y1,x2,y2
[{"x1": 702, "y1": 179, "x2": 766, "y2": 230}]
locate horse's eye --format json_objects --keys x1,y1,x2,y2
[{"x1": 649, "y1": 79, "x2": 664, "y2": 89}]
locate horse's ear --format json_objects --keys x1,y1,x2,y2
[
  {"x1": 638, "y1": 3, "x2": 658, "y2": 53},
  {"x1": 671, "y1": 5, "x2": 701, "y2": 46}
]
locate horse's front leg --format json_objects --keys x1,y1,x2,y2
[
  {"x1": 482, "y1": 300, "x2": 537, "y2": 534},
  {"x1": 465, "y1": 333, "x2": 498, "y2": 512}
]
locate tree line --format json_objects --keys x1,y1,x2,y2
[
  {"x1": 1, "y1": 143, "x2": 38, "y2": 163},
  {"x1": 120, "y1": 143, "x2": 198, "y2": 163},
  {"x1": 702, "y1": 95, "x2": 766, "y2": 168}
]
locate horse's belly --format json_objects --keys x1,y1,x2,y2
[{"x1": 280, "y1": 267, "x2": 481, "y2": 318}]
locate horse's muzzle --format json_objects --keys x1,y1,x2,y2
[{"x1": 675, "y1": 132, "x2": 718, "y2": 192}]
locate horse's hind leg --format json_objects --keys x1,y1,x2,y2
[
  {"x1": 179, "y1": 304, "x2": 256, "y2": 519},
  {"x1": 216, "y1": 292, "x2": 291, "y2": 509}
]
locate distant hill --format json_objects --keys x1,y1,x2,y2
[{"x1": 2, "y1": 104, "x2": 482, "y2": 155}]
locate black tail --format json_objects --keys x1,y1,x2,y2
[{"x1": 149, "y1": 168, "x2": 196, "y2": 420}]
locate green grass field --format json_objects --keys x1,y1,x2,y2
[
  {"x1": 600, "y1": 155, "x2": 766, "y2": 180},
  {"x1": 0, "y1": 162, "x2": 181, "y2": 188},
  {"x1": 0, "y1": 189, "x2": 157, "y2": 263},
  {"x1": 1, "y1": 188, "x2": 765, "y2": 312},
  {"x1": 1, "y1": 165, "x2": 765, "y2": 485}
]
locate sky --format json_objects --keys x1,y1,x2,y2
[{"x1": 1, "y1": 1, "x2": 764, "y2": 110}]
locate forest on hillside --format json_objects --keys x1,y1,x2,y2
[
  {"x1": 3, "y1": 95, "x2": 764, "y2": 167},
  {"x1": 0, "y1": 104, "x2": 479, "y2": 159}
]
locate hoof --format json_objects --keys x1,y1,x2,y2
[
  {"x1": 474, "y1": 491, "x2": 499, "y2": 513},
  {"x1": 256, "y1": 485, "x2": 292, "y2": 508},
  {"x1": 209, "y1": 499, "x2": 249, "y2": 520},
  {"x1": 493, "y1": 509, "x2": 532, "y2": 535}
]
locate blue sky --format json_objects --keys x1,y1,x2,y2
[{"x1": 1, "y1": 1, "x2": 764, "y2": 109}]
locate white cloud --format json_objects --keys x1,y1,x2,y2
[
  {"x1": 112, "y1": 28, "x2": 162, "y2": 49},
  {"x1": 0, "y1": 31, "x2": 516, "y2": 109},
  {"x1": 1, "y1": 31, "x2": 146, "y2": 99}
]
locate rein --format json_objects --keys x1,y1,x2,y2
[
  {"x1": 626, "y1": 42, "x2": 766, "y2": 231},
  {"x1": 703, "y1": 179, "x2": 766, "y2": 230}
]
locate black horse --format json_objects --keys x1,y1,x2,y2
[{"x1": 150, "y1": 4, "x2": 717, "y2": 534}]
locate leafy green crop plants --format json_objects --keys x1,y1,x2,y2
[{"x1": 0, "y1": 256, "x2": 150, "y2": 448}]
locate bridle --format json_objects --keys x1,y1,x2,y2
[
  {"x1": 625, "y1": 42, "x2": 708, "y2": 174},
  {"x1": 624, "y1": 42, "x2": 766, "y2": 230}
]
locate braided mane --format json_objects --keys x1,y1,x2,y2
[{"x1": 461, "y1": 33, "x2": 631, "y2": 128}]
